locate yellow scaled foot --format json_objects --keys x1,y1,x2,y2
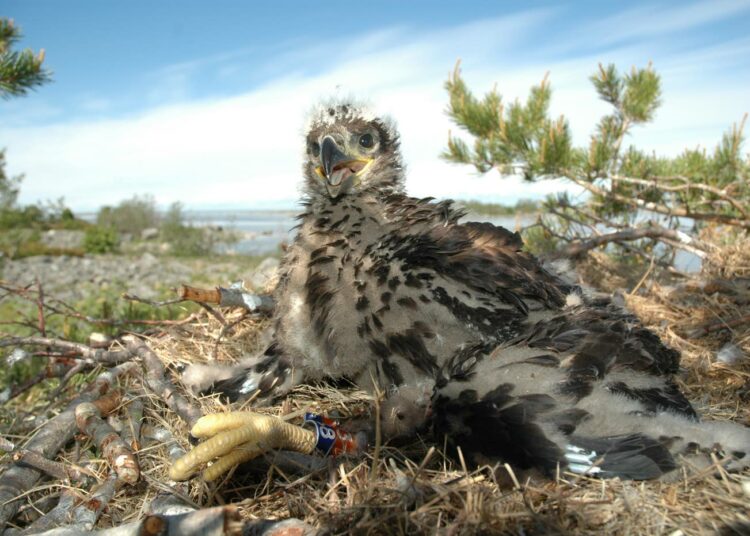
[{"x1": 169, "y1": 412, "x2": 317, "y2": 481}]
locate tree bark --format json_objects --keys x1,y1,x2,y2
[
  {"x1": 554, "y1": 225, "x2": 711, "y2": 259},
  {"x1": 124, "y1": 336, "x2": 202, "y2": 429},
  {"x1": 0, "y1": 363, "x2": 136, "y2": 531}
]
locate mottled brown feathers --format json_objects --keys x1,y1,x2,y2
[{"x1": 199, "y1": 101, "x2": 750, "y2": 481}]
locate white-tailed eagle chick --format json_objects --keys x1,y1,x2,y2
[{"x1": 191, "y1": 99, "x2": 749, "y2": 480}]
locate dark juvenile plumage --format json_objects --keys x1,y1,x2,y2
[{"x1": 194, "y1": 100, "x2": 749, "y2": 480}]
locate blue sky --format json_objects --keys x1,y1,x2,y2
[{"x1": 2, "y1": 1, "x2": 750, "y2": 211}]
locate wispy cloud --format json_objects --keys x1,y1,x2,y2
[
  {"x1": 588, "y1": 0, "x2": 750, "y2": 46},
  {"x1": 3, "y1": 2, "x2": 749, "y2": 211}
]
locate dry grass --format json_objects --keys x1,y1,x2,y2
[{"x1": 3, "y1": 231, "x2": 750, "y2": 535}]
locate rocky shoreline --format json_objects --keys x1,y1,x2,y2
[{"x1": 1, "y1": 253, "x2": 280, "y2": 304}]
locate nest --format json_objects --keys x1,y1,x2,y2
[{"x1": 2, "y1": 235, "x2": 750, "y2": 535}]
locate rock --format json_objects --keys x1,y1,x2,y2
[
  {"x1": 41, "y1": 230, "x2": 85, "y2": 250},
  {"x1": 141, "y1": 227, "x2": 159, "y2": 240},
  {"x1": 140, "y1": 252, "x2": 157, "y2": 266},
  {"x1": 2, "y1": 252, "x2": 281, "y2": 305}
]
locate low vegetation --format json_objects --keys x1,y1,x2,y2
[{"x1": 457, "y1": 198, "x2": 540, "y2": 216}]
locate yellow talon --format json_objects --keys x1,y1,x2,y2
[
  {"x1": 169, "y1": 412, "x2": 317, "y2": 481},
  {"x1": 190, "y1": 411, "x2": 262, "y2": 438},
  {"x1": 202, "y1": 443, "x2": 264, "y2": 481}
]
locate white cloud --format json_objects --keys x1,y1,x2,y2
[{"x1": 2, "y1": 3, "x2": 749, "y2": 212}]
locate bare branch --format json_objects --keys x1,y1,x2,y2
[
  {"x1": 0, "y1": 363, "x2": 136, "y2": 530},
  {"x1": 75, "y1": 401, "x2": 140, "y2": 484},
  {"x1": 121, "y1": 292, "x2": 185, "y2": 307},
  {"x1": 0, "y1": 281, "x2": 198, "y2": 328},
  {"x1": 687, "y1": 313, "x2": 750, "y2": 338},
  {"x1": 179, "y1": 283, "x2": 275, "y2": 315},
  {"x1": 564, "y1": 173, "x2": 750, "y2": 228},
  {"x1": 554, "y1": 225, "x2": 713, "y2": 260},
  {"x1": 20, "y1": 505, "x2": 245, "y2": 536},
  {"x1": 124, "y1": 336, "x2": 202, "y2": 429},
  {"x1": 610, "y1": 174, "x2": 749, "y2": 218},
  {"x1": 11, "y1": 448, "x2": 98, "y2": 485},
  {"x1": 120, "y1": 396, "x2": 144, "y2": 451},
  {"x1": 0, "y1": 336, "x2": 133, "y2": 365}
]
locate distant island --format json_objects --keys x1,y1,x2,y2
[{"x1": 456, "y1": 199, "x2": 541, "y2": 216}]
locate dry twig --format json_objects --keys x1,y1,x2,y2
[
  {"x1": 75, "y1": 401, "x2": 140, "y2": 485},
  {"x1": 0, "y1": 362, "x2": 136, "y2": 530},
  {"x1": 125, "y1": 336, "x2": 202, "y2": 428}
]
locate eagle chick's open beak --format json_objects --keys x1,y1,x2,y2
[{"x1": 317, "y1": 136, "x2": 371, "y2": 197}]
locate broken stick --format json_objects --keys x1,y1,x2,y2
[
  {"x1": 179, "y1": 282, "x2": 275, "y2": 314},
  {"x1": 124, "y1": 336, "x2": 202, "y2": 429},
  {"x1": 75, "y1": 401, "x2": 140, "y2": 485},
  {"x1": 0, "y1": 362, "x2": 136, "y2": 531}
]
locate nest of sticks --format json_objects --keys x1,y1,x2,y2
[{"x1": 1, "y1": 233, "x2": 749, "y2": 535}]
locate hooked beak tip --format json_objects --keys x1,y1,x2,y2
[{"x1": 321, "y1": 136, "x2": 342, "y2": 179}]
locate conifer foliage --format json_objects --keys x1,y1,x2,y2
[
  {"x1": 0, "y1": 18, "x2": 50, "y2": 211},
  {"x1": 443, "y1": 62, "x2": 749, "y2": 271},
  {"x1": 0, "y1": 18, "x2": 50, "y2": 98}
]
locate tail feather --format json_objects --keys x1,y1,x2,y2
[{"x1": 566, "y1": 434, "x2": 678, "y2": 480}]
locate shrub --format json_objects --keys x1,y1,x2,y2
[
  {"x1": 0, "y1": 204, "x2": 45, "y2": 229},
  {"x1": 83, "y1": 226, "x2": 119, "y2": 254},
  {"x1": 160, "y1": 202, "x2": 213, "y2": 256},
  {"x1": 0, "y1": 228, "x2": 38, "y2": 257},
  {"x1": 96, "y1": 195, "x2": 159, "y2": 235}
]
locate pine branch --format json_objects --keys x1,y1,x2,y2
[
  {"x1": 0, "y1": 19, "x2": 20, "y2": 54},
  {"x1": 556, "y1": 225, "x2": 711, "y2": 260},
  {"x1": 609, "y1": 174, "x2": 749, "y2": 218},
  {"x1": 564, "y1": 172, "x2": 750, "y2": 228},
  {"x1": 0, "y1": 17, "x2": 51, "y2": 97},
  {"x1": 0, "y1": 48, "x2": 50, "y2": 98}
]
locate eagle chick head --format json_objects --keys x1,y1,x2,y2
[{"x1": 303, "y1": 99, "x2": 404, "y2": 199}]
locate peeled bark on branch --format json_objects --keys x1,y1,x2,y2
[
  {"x1": 21, "y1": 505, "x2": 245, "y2": 536},
  {"x1": 11, "y1": 448, "x2": 97, "y2": 485},
  {"x1": 69, "y1": 472, "x2": 119, "y2": 530},
  {"x1": 19, "y1": 472, "x2": 119, "y2": 535},
  {"x1": 0, "y1": 336, "x2": 133, "y2": 366},
  {"x1": 179, "y1": 284, "x2": 275, "y2": 314},
  {"x1": 124, "y1": 336, "x2": 202, "y2": 429},
  {"x1": 120, "y1": 396, "x2": 144, "y2": 451},
  {"x1": 75, "y1": 402, "x2": 140, "y2": 485},
  {"x1": 0, "y1": 362, "x2": 136, "y2": 531},
  {"x1": 18, "y1": 491, "x2": 77, "y2": 535}
]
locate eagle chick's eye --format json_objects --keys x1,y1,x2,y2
[
  {"x1": 359, "y1": 133, "x2": 375, "y2": 149},
  {"x1": 310, "y1": 141, "x2": 321, "y2": 157}
]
